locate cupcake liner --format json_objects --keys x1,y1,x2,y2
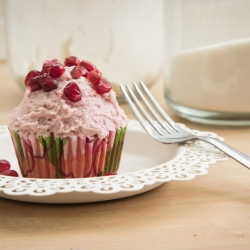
[{"x1": 10, "y1": 127, "x2": 126, "y2": 178}]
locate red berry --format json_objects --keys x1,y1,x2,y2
[
  {"x1": 64, "y1": 56, "x2": 80, "y2": 67},
  {"x1": 0, "y1": 159, "x2": 11, "y2": 173},
  {"x1": 0, "y1": 169, "x2": 19, "y2": 177},
  {"x1": 24, "y1": 70, "x2": 41, "y2": 86},
  {"x1": 95, "y1": 79, "x2": 112, "y2": 94},
  {"x1": 86, "y1": 69, "x2": 102, "y2": 85},
  {"x1": 64, "y1": 82, "x2": 82, "y2": 102},
  {"x1": 39, "y1": 73, "x2": 58, "y2": 92},
  {"x1": 51, "y1": 59, "x2": 60, "y2": 63},
  {"x1": 41, "y1": 59, "x2": 60, "y2": 73},
  {"x1": 48, "y1": 63, "x2": 65, "y2": 78},
  {"x1": 41, "y1": 60, "x2": 53, "y2": 73},
  {"x1": 71, "y1": 66, "x2": 88, "y2": 79},
  {"x1": 79, "y1": 60, "x2": 96, "y2": 71},
  {"x1": 27, "y1": 76, "x2": 42, "y2": 92}
]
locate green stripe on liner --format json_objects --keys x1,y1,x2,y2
[
  {"x1": 38, "y1": 136, "x2": 45, "y2": 147},
  {"x1": 112, "y1": 127, "x2": 126, "y2": 172},
  {"x1": 54, "y1": 137, "x2": 62, "y2": 178},
  {"x1": 14, "y1": 132, "x2": 24, "y2": 163},
  {"x1": 13, "y1": 131, "x2": 25, "y2": 176},
  {"x1": 114, "y1": 127, "x2": 126, "y2": 172},
  {"x1": 103, "y1": 133, "x2": 118, "y2": 174},
  {"x1": 55, "y1": 137, "x2": 61, "y2": 160},
  {"x1": 103, "y1": 127, "x2": 126, "y2": 175},
  {"x1": 55, "y1": 137, "x2": 63, "y2": 178},
  {"x1": 109, "y1": 129, "x2": 121, "y2": 172},
  {"x1": 44, "y1": 136, "x2": 53, "y2": 165},
  {"x1": 44, "y1": 135, "x2": 64, "y2": 178}
]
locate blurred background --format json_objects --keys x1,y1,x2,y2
[
  {"x1": 0, "y1": 0, "x2": 6, "y2": 61},
  {"x1": 0, "y1": 0, "x2": 164, "y2": 102}
]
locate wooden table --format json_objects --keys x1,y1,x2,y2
[{"x1": 1, "y1": 62, "x2": 250, "y2": 249}]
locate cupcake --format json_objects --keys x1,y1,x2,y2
[{"x1": 8, "y1": 56, "x2": 128, "y2": 178}]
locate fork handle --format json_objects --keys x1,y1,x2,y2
[{"x1": 198, "y1": 136, "x2": 250, "y2": 170}]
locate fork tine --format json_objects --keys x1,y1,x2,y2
[
  {"x1": 139, "y1": 81, "x2": 179, "y2": 132},
  {"x1": 132, "y1": 82, "x2": 172, "y2": 134},
  {"x1": 119, "y1": 85, "x2": 162, "y2": 136},
  {"x1": 125, "y1": 84, "x2": 164, "y2": 135}
]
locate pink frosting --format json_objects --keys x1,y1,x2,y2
[{"x1": 8, "y1": 67, "x2": 128, "y2": 139}]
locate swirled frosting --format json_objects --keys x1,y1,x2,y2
[{"x1": 8, "y1": 67, "x2": 128, "y2": 139}]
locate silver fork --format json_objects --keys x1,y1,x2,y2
[{"x1": 120, "y1": 81, "x2": 250, "y2": 170}]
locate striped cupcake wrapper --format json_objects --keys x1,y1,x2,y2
[{"x1": 10, "y1": 127, "x2": 126, "y2": 178}]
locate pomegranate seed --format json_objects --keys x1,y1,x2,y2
[
  {"x1": 104, "y1": 172, "x2": 117, "y2": 176},
  {"x1": 48, "y1": 63, "x2": 65, "y2": 78},
  {"x1": 41, "y1": 60, "x2": 53, "y2": 73},
  {"x1": 39, "y1": 73, "x2": 58, "y2": 92},
  {"x1": 64, "y1": 56, "x2": 80, "y2": 67},
  {"x1": 0, "y1": 159, "x2": 11, "y2": 173},
  {"x1": 64, "y1": 82, "x2": 82, "y2": 102},
  {"x1": 95, "y1": 79, "x2": 112, "y2": 94},
  {"x1": 24, "y1": 70, "x2": 41, "y2": 86},
  {"x1": 71, "y1": 66, "x2": 88, "y2": 79},
  {"x1": 86, "y1": 69, "x2": 102, "y2": 85},
  {"x1": 0, "y1": 169, "x2": 19, "y2": 177},
  {"x1": 51, "y1": 59, "x2": 60, "y2": 63},
  {"x1": 41, "y1": 59, "x2": 60, "y2": 73},
  {"x1": 79, "y1": 60, "x2": 96, "y2": 71},
  {"x1": 27, "y1": 76, "x2": 42, "y2": 92}
]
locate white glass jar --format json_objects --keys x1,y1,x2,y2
[
  {"x1": 164, "y1": 0, "x2": 250, "y2": 125},
  {"x1": 5, "y1": 0, "x2": 164, "y2": 102}
]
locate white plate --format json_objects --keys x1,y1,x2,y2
[{"x1": 0, "y1": 121, "x2": 228, "y2": 203}]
